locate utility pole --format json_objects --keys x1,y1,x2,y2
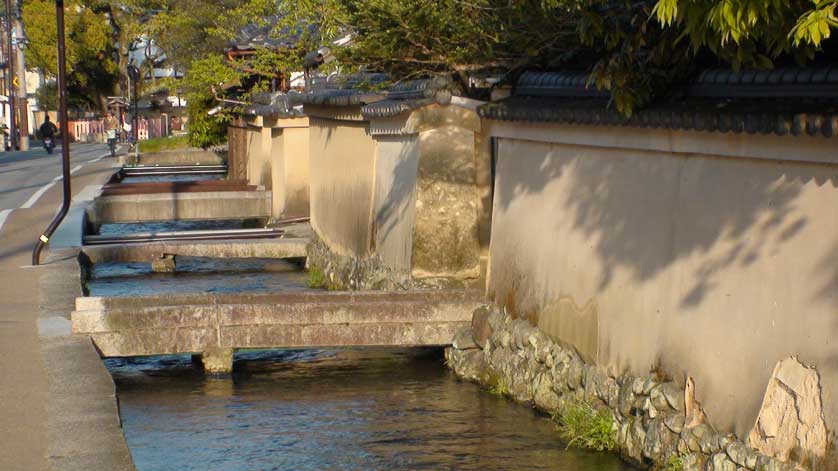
[
  {"x1": 3, "y1": 0, "x2": 15, "y2": 151},
  {"x1": 11, "y1": 0, "x2": 26, "y2": 150}
]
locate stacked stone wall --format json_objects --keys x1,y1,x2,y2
[{"x1": 447, "y1": 305, "x2": 819, "y2": 471}]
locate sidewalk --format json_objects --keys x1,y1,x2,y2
[{"x1": 0, "y1": 148, "x2": 134, "y2": 470}]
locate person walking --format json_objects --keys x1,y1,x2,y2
[{"x1": 104, "y1": 112, "x2": 119, "y2": 156}]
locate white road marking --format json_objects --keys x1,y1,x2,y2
[
  {"x1": 0, "y1": 209, "x2": 12, "y2": 233},
  {"x1": 19, "y1": 146, "x2": 112, "y2": 210},
  {"x1": 20, "y1": 181, "x2": 57, "y2": 209},
  {"x1": 90, "y1": 147, "x2": 119, "y2": 163}
]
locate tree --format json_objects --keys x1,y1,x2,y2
[
  {"x1": 180, "y1": 55, "x2": 239, "y2": 148},
  {"x1": 651, "y1": 0, "x2": 829, "y2": 66},
  {"x1": 23, "y1": 0, "x2": 118, "y2": 112},
  {"x1": 273, "y1": 0, "x2": 836, "y2": 114},
  {"x1": 792, "y1": 1, "x2": 837, "y2": 47}
]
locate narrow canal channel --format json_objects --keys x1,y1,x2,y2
[
  {"x1": 94, "y1": 173, "x2": 633, "y2": 470},
  {"x1": 107, "y1": 348, "x2": 634, "y2": 471}
]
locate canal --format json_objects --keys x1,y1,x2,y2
[{"x1": 107, "y1": 348, "x2": 634, "y2": 471}]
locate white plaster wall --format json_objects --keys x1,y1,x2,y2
[
  {"x1": 371, "y1": 135, "x2": 419, "y2": 272},
  {"x1": 488, "y1": 130, "x2": 838, "y2": 438},
  {"x1": 308, "y1": 118, "x2": 377, "y2": 257}
]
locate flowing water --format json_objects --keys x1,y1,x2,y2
[
  {"x1": 108, "y1": 348, "x2": 634, "y2": 471},
  {"x1": 96, "y1": 219, "x2": 251, "y2": 236},
  {"x1": 120, "y1": 174, "x2": 224, "y2": 183},
  {"x1": 86, "y1": 257, "x2": 308, "y2": 297}
]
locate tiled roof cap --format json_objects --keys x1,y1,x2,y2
[
  {"x1": 479, "y1": 96, "x2": 838, "y2": 137},
  {"x1": 514, "y1": 71, "x2": 607, "y2": 98},
  {"x1": 360, "y1": 78, "x2": 454, "y2": 118},
  {"x1": 690, "y1": 66, "x2": 838, "y2": 98},
  {"x1": 478, "y1": 66, "x2": 838, "y2": 137}
]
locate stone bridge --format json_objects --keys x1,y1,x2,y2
[{"x1": 72, "y1": 289, "x2": 483, "y2": 373}]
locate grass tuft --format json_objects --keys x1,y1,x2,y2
[
  {"x1": 660, "y1": 454, "x2": 685, "y2": 471},
  {"x1": 307, "y1": 266, "x2": 329, "y2": 289},
  {"x1": 554, "y1": 400, "x2": 617, "y2": 452},
  {"x1": 138, "y1": 135, "x2": 191, "y2": 154},
  {"x1": 486, "y1": 372, "x2": 510, "y2": 396}
]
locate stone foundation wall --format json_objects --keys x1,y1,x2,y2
[
  {"x1": 447, "y1": 305, "x2": 819, "y2": 471},
  {"x1": 306, "y1": 237, "x2": 412, "y2": 291},
  {"x1": 306, "y1": 236, "x2": 468, "y2": 291}
]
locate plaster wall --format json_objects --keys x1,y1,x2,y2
[
  {"x1": 309, "y1": 117, "x2": 376, "y2": 257},
  {"x1": 371, "y1": 136, "x2": 419, "y2": 273},
  {"x1": 246, "y1": 123, "x2": 273, "y2": 189},
  {"x1": 275, "y1": 122, "x2": 311, "y2": 219},
  {"x1": 487, "y1": 122, "x2": 838, "y2": 438}
]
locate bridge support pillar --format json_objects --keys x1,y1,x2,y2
[
  {"x1": 200, "y1": 347, "x2": 234, "y2": 375},
  {"x1": 151, "y1": 255, "x2": 176, "y2": 273}
]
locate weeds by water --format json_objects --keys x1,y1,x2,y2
[
  {"x1": 488, "y1": 378, "x2": 509, "y2": 396},
  {"x1": 486, "y1": 371, "x2": 510, "y2": 396},
  {"x1": 554, "y1": 400, "x2": 616, "y2": 452},
  {"x1": 307, "y1": 267, "x2": 330, "y2": 289},
  {"x1": 660, "y1": 454, "x2": 685, "y2": 471}
]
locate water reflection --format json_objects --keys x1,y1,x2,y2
[{"x1": 107, "y1": 349, "x2": 633, "y2": 471}]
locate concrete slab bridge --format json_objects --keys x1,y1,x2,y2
[{"x1": 72, "y1": 289, "x2": 483, "y2": 373}]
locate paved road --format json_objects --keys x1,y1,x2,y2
[
  {"x1": 0, "y1": 143, "x2": 133, "y2": 471},
  {"x1": 0, "y1": 144, "x2": 113, "y2": 231}
]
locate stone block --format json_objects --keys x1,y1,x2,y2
[
  {"x1": 471, "y1": 305, "x2": 493, "y2": 349},
  {"x1": 201, "y1": 347, "x2": 234, "y2": 375},
  {"x1": 150, "y1": 255, "x2": 176, "y2": 273},
  {"x1": 453, "y1": 327, "x2": 478, "y2": 350},
  {"x1": 747, "y1": 356, "x2": 828, "y2": 467}
]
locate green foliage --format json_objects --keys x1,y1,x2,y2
[
  {"x1": 660, "y1": 453, "x2": 685, "y2": 471},
  {"x1": 791, "y1": 1, "x2": 838, "y2": 46},
  {"x1": 148, "y1": 0, "x2": 276, "y2": 71},
  {"x1": 554, "y1": 400, "x2": 617, "y2": 452},
  {"x1": 137, "y1": 135, "x2": 190, "y2": 153},
  {"x1": 306, "y1": 266, "x2": 330, "y2": 289},
  {"x1": 651, "y1": 0, "x2": 834, "y2": 67},
  {"x1": 24, "y1": 0, "x2": 118, "y2": 111},
  {"x1": 180, "y1": 56, "x2": 239, "y2": 148},
  {"x1": 279, "y1": 0, "x2": 579, "y2": 81},
  {"x1": 487, "y1": 375, "x2": 510, "y2": 396},
  {"x1": 275, "y1": 0, "x2": 837, "y2": 115},
  {"x1": 35, "y1": 83, "x2": 58, "y2": 111}
]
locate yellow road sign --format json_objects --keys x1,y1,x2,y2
[{"x1": 12, "y1": 77, "x2": 18, "y2": 88}]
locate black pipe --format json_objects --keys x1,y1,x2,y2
[{"x1": 31, "y1": 0, "x2": 70, "y2": 266}]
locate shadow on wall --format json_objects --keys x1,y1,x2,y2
[
  {"x1": 492, "y1": 141, "x2": 838, "y2": 311},
  {"x1": 372, "y1": 137, "x2": 419, "y2": 256}
]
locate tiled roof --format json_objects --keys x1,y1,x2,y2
[{"x1": 480, "y1": 69, "x2": 838, "y2": 137}]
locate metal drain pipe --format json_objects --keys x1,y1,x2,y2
[{"x1": 32, "y1": 0, "x2": 71, "y2": 266}]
